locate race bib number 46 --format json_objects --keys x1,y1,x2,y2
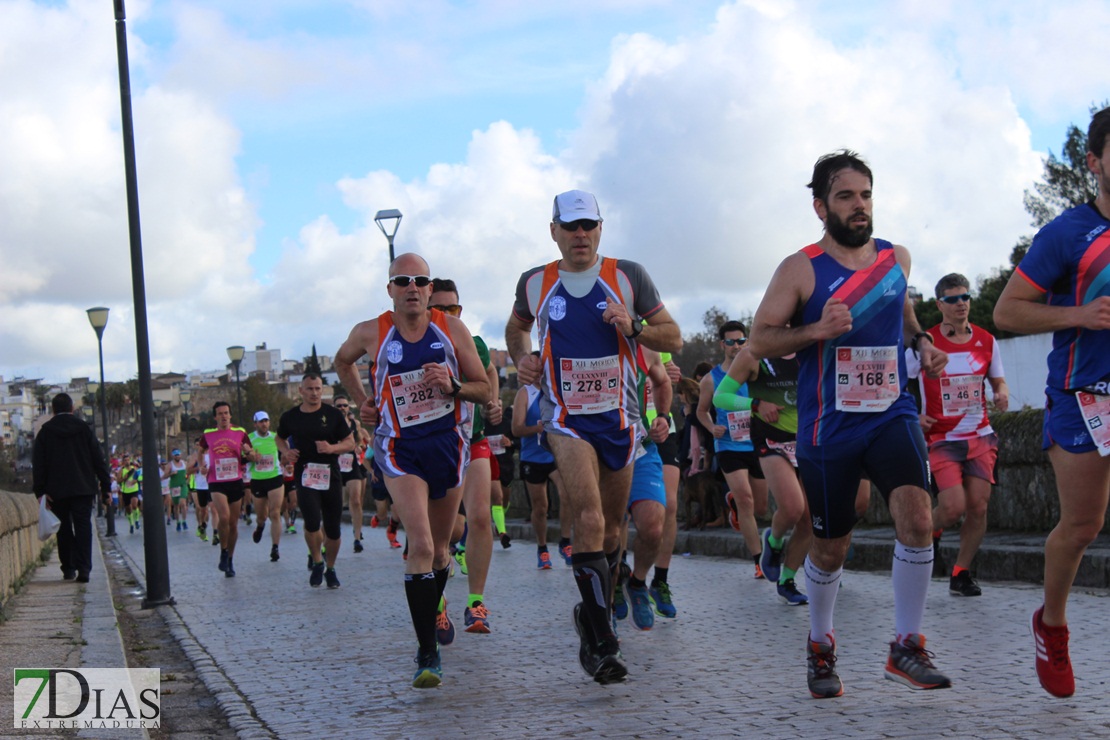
[
  {"x1": 835, "y1": 346, "x2": 899, "y2": 412},
  {"x1": 559, "y1": 356, "x2": 621, "y2": 415},
  {"x1": 940, "y1": 374, "x2": 984, "y2": 417}
]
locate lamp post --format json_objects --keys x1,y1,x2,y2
[
  {"x1": 153, "y1": 400, "x2": 164, "y2": 459},
  {"x1": 374, "y1": 209, "x2": 403, "y2": 263},
  {"x1": 227, "y1": 346, "x2": 245, "y2": 426},
  {"x1": 86, "y1": 307, "x2": 114, "y2": 532},
  {"x1": 180, "y1": 390, "x2": 192, "y2": 442}
]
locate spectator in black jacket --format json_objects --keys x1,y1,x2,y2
[{"x1": 32, "y1": 393, "x2": 111, "y2": 583}]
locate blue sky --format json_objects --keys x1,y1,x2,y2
[{"x1": 0, "y1": 0, "x2": 1106, "y2": 385}]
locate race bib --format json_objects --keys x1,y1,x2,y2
[
  {"x1": 487, "y1": 434, "x2": 506, "y2": 455},
  {"x1": 559, "y1": 356, "x2": 621, "y2": 415},
  {"x1": 389, "y1": 367, "x2": 455, "y2": 428},
  {"x1": 215, "y1": 456, "x2": 239, "y2": 482},
  {"x1": 939, "y1": 374, "x2": 984, "y2": 417},
  {"x1": 767, "y1": 439, "x2": 798, "y2": 467},
  {"x1": 1076, "y1": 392, "x2": 1110, "y2": 457},
  {"x1": 726, "y1": 410, "x2": 751, "y2": 443},
  {"x1": 835, "y1": 346, "x2": 899, "y2": 412},
  {"x1": 256, "y1": 453, "x2": 276, "y2": 473},
  {"x1": 302, "y1": 462, "x2": 332, "y2": 490},
  {"x1": 338, "y1": 453, "x2": 354, "y2": 473}
]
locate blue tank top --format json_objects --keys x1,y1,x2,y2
[
  {"x1": 710, "y1": 365, "x2": 754, "y2": 453},
  {"x1": 796, "y1": 239, "x2": 917, "y2": 445},
  {"x1": 520, "y1": 386, "x2": 554, "y2": 464}
]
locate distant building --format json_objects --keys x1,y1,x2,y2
[{"x1": 242, "y1": 343, "x2": 283, "y2": 380}]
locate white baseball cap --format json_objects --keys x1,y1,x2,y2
[
  {"x1": 253, "y1": 411, "x2": 269, "y2": 422},
  {"x1": 552, "y1": 190, "x2": 602, "y2": 223}
]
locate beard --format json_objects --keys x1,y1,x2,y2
[{"x1": 826, "y1": 209, "x2": 873, "y2": 248}]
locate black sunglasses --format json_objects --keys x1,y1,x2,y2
[
  {"x1": 558, "y1": 219, "x2": 600, "y2": 232},
  {"x1": 390, "y1": 275, "x2": 432, "y2": 288},
  {"x1": 939, "y1": 293, "x2": 972, "y2": 304},
  {"x1": 722, "y1": 338, "x2": 747, "y2": 346}
]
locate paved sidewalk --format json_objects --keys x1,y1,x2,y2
[{"x1": 98, "y1": 516, "x2": 1110, "y2": 738}]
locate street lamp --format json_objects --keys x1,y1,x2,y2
[
  {"x1": 86, "y1": 307, "x2": 113, "y2": 530},
  {"x1": 374, "y1": 208, "x2": 403, "y2": 263},
  {"x1": 180, "y1": 390, "x2": 192, "y2": 439},
  {"x1": 227, "y1": 345, "x2": 245, "y2": 426}
]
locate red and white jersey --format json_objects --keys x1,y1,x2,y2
[{"x1": 907, "y1": 324, "x2": 1005, "y2": 443}]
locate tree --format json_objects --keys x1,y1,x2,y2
[
  {"x1": 671, "y1": 306, "x2": 752, "y2": 379},
  {"x1": 304, "y1": 345, "x2": 323, "y2": 376}
]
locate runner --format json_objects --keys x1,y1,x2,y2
[
  {"x1": 614, "y1": 345, "x2": 673, "y2": 631},
  {"x1": 276, "y1": 374, "x2": 357, "y2": 588},
  {"x1": 994, "y1": 106, "x2": 1110, "y2": 698},
  {"x1": 188, "y1": 438, "x2": 213, "y2": 542},
  {"x1": 430, "y1": 277, "x2": 503, "y2": 634},
  {"x1": 333, "y1": 396, "x2": 370, "y2": 553},
  {"x1": 511, "y1": 353, "x2": 571, "y2": 569},
  {"x1": 165, "y1": 449, "x2": 190, "y2": 531},
  {"x1": 117, "y1": 453, "x2": 141, "y2": 534},
  {"x1": 249, "y1": 411, "x2": 285, "y2": 562},
  {"x1": 697, "y1": 320, "x2": 765, "y2": 576},
  {"x1": 198, "y1": 402, "x2": 255, "y2": 577},
  {"x1": 505, "y1": 189, "x2": 681, "y2": 683},
  {"x1": 714, "y1": 346, "x2": 811, "y2": 605},
  {"x1": 335, "y1": 252, "x2": 490, "y2": 688},
  {"x1": 748, "y1": 149, "x2": 952, "y2": 697},
  {"x1": 908, "y1": 273, "x2": 1009, "y2": 597}
]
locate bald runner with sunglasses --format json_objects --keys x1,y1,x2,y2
[
  {"x1": 505, "y1": 189, "x2": 681, "y2": 684},
  {"x1": 335, "y1": 253, "x2": 490, "y2": 689},
  {"x1": 906, "y1": 273, "x2": 1008, "y2": 598}
]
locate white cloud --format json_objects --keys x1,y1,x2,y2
[{"x1": 0, "y1": 0, "x2": 1099, "y2": 385}]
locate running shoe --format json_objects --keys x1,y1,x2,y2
[
  {"x1": 252, "y1": 525, "x2": 264, "y2": 544},
  {"x1": 182, "y1": 521, "x2": 187, "y2": 531},
  {"x1": 613, "y1": 580, "x2": 628, "y2": 620},
  {"x1": 592, "y1": 637, "x2": 628, "y2": 685},
  {"x1": 725, "y1": 490, "x2": 741, "y2": 532},
  {"x1": 453, "y1": 548, "x2": 467, "y2": 575},
  {"x1": 777, "y1": 578, "x2": 809, "y2": 606},
  {"x1": 309, "y1": 561, "x2": 325, "y2": 588},
  {"x1": 807, "y1": 637, "x2": 844, "y2": 698},
  {"x1": 884, "y1": 634, "x2": 952, "y2": 690},
  {"x1": 324, "y1": 568, "x2": 340, "y2": 589},
  {"x1": 648, "y1": 582, "x2": 677, "y2": 618},
  {"x1": 218, "y1": 549, "x2": 229, "y2": 572},
  {"x1": 949, "y1": 570, "x2": 981, "y2": 597},
  {"x1": 211, "y1": 532, "x2": 219, "y2": 547},
  {"x1": 270, "y1": 544, "x2": 279, "y2": 562},
  {"x1": 932, "y1": 532, "x2": 946, "y2": 578},
  {"x1": 354, "y1": 538, "x2": 364, "y2": 553},
  {"x1": 560, "y1": 542, "x2": 573, "y2": 566},
  {"x1": 307, "y1": 553, "x2": 314, "y2": 571},
  {"x1": 285, "y1": 524, "x2": 296, "y2": 534},
  {"x1": 537, "y1": 550, "x2": 553, "y2": 570},
  {"x1": 464, "y1": 603, "x2": 491, "y2": 634},
  {"x1": 500, "y1": 532, "x2": 512, "y2": 549},
  {"x1": 436, "y1": 599, "x2": 456, "y2": 646},
  {"x1": 199, "y1": 529, "x2": 208, "y2": 542},
  {"x1": 627, "y1": 584, "x2": 654, "y2": 630},
  {"x1": 387, "y1": 529, "x2": 402, "y2": 549},
  {"x1": 412, "y1": 645, "x2": 442, "y2": 689},
  {"x1": 760, "y1": 528, "x2": 783, "y2": 583},
  {"x1": 1031, "y1": 606, "x2": 1074, "y2": 697},
  {"x1": 573, "y1": 603, "x2": 601, "y2": 680},
  {"x1": 224, "y1": 558, "x2": 235, "y2": 578},
  {"x1": 753, "y1": 563, "x2": 765, "y2": 580},
  {"x1": 369, "y1": 514, "x2": 379, "y2": 528}
]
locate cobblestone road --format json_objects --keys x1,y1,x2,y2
[{"x1": 110, "y1": 518, "x2": 1110, "y2": 739}]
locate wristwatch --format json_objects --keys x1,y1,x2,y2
[
  {"x1": 626, "y1": 320, "x2": 643, "y2": 340},
  {"x1": 448, "y1": 376, "x2": 463, "y2": 397},
  {"x1": 911, "y1": 332, "x2": 933, "y2": 353}
]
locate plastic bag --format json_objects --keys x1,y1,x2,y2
[{"x1": 38, "y1": 496, "x2": 61, "y2": 541}]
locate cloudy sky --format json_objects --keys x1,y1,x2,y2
[{"x1": 1, "y1": 0, "x2": 1105, "y2": 385}]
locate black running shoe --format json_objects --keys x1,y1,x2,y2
[
  {"x1": 324, "y1": 568, "x2": 340, "y2": 589},
  {"x1": 270, "y1": 544, "x2": 280, "y2": 562},
  {"x1": 500, "y1": 532, "x2": 512, "y2": 549},
  {"x1": 592, "y1": 638, "x2": 628, "y2": 684},
  {"x1": 252, "y1": 525, "x2": 264, "y2": 544},
  {"x1": 354, "y1": 539, "x2": 364, "y2": 553},
  {"x1": 309, "y1": 561, "x2": 325, "y2": 587},
  {"x1": 218, "y1": 549, "x2": 229, "y2": 572},
  {"x1": 949, "y1": 570, "x2": 982, "y2": 597},
  {"x1": 807, "y1": 637, "x2": 844, "y2": 698},
  {"x1": 224, "y1": 558, "x2": 235, "y2": 578}
]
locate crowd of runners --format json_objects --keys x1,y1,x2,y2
[{"x1": 95, "y1": 107, "x2": 1110, "y2": 700}]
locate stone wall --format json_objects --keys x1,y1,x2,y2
[{"x1": 0, "y1": 489, "x2": 45, "y2": 609}]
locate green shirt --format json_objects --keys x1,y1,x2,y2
[{"x1": 248, "y1": 431, "x2": 282, "y2": 480}]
